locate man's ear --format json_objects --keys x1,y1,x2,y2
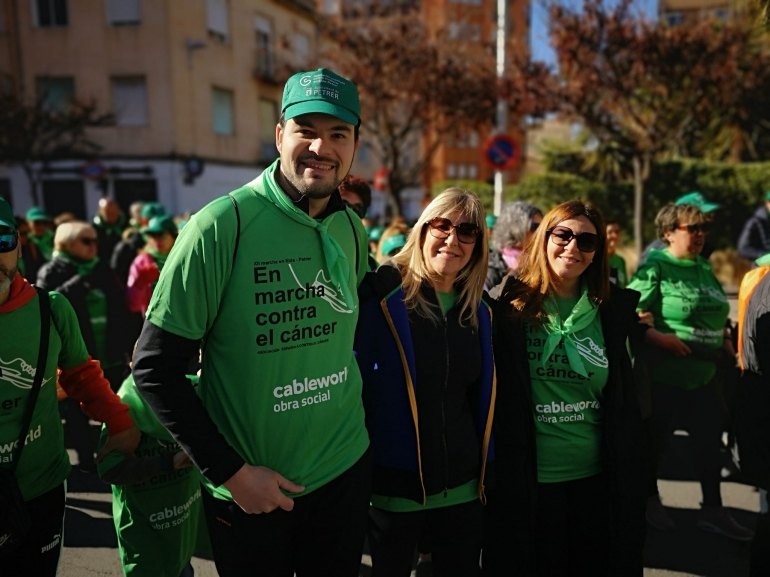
[{"x1": 276, "y1": 123, "x2": 284, "y2": 154}]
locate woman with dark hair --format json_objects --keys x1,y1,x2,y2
[
  {"x1": 356, "y1": 188, "x2": 496, "y2": 576},
  {"x1": 484, "y1": 200, "x2": 648, "y2": 576},
  {"x1": 486, "y1": 201, "x2": 542, "y2": 291}
]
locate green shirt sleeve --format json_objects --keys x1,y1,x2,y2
[
  {"x1": 146, "y1": 197, "x2": 238, "y2": 340},
  {"x1": 627, "y1": 260, "x2": 661, "y2": 313},
  {"x1": 349, "y1": 209, "x2": 369, "y2": 287},
  {"x1": 50, "y1": 291, "x2": 90, "y2": 370}
]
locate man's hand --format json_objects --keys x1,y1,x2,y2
[
  {"x1": 173, "y1": 452, "x2": 194, "y2": 470},
  {"x1": 95, "y1": 426, "x2": 141, "y2": 463},
  {"x1": 223, "y1": 464, "x2": 304, "y2": 515},
  {"x1": 638, "y1": 311, "x2": 655, "y2": 328}
]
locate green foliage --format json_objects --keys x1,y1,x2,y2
[
  {"x1": 432, "y1": 180, "x2": 495, "y2": 214},
  {"x1": 517, "y1": 159, "x2": 770, "y2": 249}
]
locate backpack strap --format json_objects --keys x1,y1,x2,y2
[
  {"x1": 343, "y1": 208, "x2": 360, "y2": 278},
  {"x1": 12, "y1": 288, "x2": 51, "y2": 472},
  {"x1": 228, "y1": 193, "x2": 241, "y2": 269}
]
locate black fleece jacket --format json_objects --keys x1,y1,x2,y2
[{"x1": 483, "y1": 280, "x2": 648, "y2": 577}]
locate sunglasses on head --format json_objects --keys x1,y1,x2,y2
[
  {"x1": 674, "y1": 223, "x2": 710, "y2": 234},
  {"x1": 426, "y1": 217, "x2": 480, "y2": 245},
  {"x1": 78, "y1": 237, "x2": 99, "y2": 246},
  {"x1": 547, "y1": 226, "x2": 601, "y2": 253},
  {"x1": 0, "y1": 228, "x2": 18, "y2": 253}
]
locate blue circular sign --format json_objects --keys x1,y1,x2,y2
[{"x1": 483, "y1": 135, "x2": 520, "y2": 170}]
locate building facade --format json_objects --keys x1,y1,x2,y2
[{"x1": 0, "y1": 0, "x2": 315, "y2": 219}]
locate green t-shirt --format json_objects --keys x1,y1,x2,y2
[
  {"x1": 437, "y1": 289, "x2": 457, "y2": 315},
  {"x1": 528, "y1": 295, "x2": 608, "y2": 483},
  {"x1": 608, "y1": 253, "x2": 628, "y2": 288},
  {"x1": 628, "y1": 248, "x2": 729, "y2": 389},
  {"x1": 0, "y1": 292, "x2": 89, "y2": 500},
  {"x1": 85, "y1": 287, "x2": 109, "y2": 362},
  {"x1": 146, "y1": 167, "x2": 370, "y2": 501},
  {"x1": 371, "y1": 479, "x2": 478, "y2": 513},
  {"x1": 98, "y1": 375, "x2": 209, "y2": 576}
]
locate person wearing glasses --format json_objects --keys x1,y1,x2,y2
[
  {"x1": 628, "y1": 203, "x2": 753, "y2": 541},
  {"x1": 486, "y1": 201, "x2": 543, "y2": 292},
  {"x1": 126, "y1": 214, "x2": 178, "y2": 318},
  {"x1": 484, "y1": 200, "x2": 648, "y2": 576},
  {"x1": 355, "y1": 188, "x2": 495, "y2": 576}
]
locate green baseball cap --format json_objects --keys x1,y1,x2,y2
[
  {"x1": 26, "y1": 206, "x2": 51, "y2": 222},
  {"x1": 140, "y1": 202, "x2": 167, "y2": 219},
  {"x1": 675, "y1": 191, "x2": 719, "y2": 213},
  {"x1": 764, "y1": 190, "x2": 770, "y2": 202},
  {"x1": 144, "y1": 214, "x2": 177, "y2": 235},
  {"x1": 381, "y1": 234, "x2": 407, "y2": 257},
  {"x1": 486, "y1": 214, "x2": 497, "y2": 229},
  {"x1": 0, "y1": 198, "x2": 16, "y2": 231},
  {"x1": 282, "y1": 68, "x2": 360, "y2": 127},
  {"x1": 368, "y1": 226, "x2": 384, "y2": 242}
]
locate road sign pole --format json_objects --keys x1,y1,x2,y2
[{"x1": 494, "y1": 0, "x2": 508, "y2": 217}]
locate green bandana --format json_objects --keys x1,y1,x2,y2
[
  {"x1": 251, "y1": 160, "x2": 356, "y2": 311},
  {"x1": 54, "y1": 251, "x2": 100, "y2": 277},
  {"x1": 147, "y1": 248, "x2": 168, "y2": 272},
  {"x1": 540, "y1": 288, "x2": 600, "y2": 378}
]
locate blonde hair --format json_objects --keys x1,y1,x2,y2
[
  {"x1": 54, "y1": 222, "x2": 95, "y2": 252},
  {"x1": 376, "y1": 222, "x2": 410, "y2": 264},
  {"x1": 391, "y1": 188, "x2": 489, "y2": 329}
]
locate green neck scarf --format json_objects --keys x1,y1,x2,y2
[
  {"x1": 251, "y1": 160, "x2": 356, "y2": 311},
  {"x1": 147, "y1": 248, "x2": 168, "y2": 272},
  {"x1": 54, "y1": 251, "x2": 100, "y2": 277},
  {"x1": 540, "y1": 287, "x2": 600, "y2": 378}
]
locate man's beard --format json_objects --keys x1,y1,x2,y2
[
  {"x1": 0, "y1": 263, "x2": 17, "y2": 295},
  {"x1": 284, "y1": 156, "x2": 342, "y2": 200}
]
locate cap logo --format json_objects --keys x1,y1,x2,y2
[{"x1": 300, "y1": 75, "x2": 312, "y2": 87}]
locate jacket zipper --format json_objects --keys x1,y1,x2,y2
[{"x1": 442, "y1": 314, "x2": 450, "y2": 498}]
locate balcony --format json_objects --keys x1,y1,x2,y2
[{"x1": 254, "y1": 47, "x2": 305, "y2": 86}]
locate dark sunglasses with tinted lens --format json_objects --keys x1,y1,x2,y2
[
  {"x1": 78, "y1": 237, "x2": 99, "y2": 246},
  {"x1": 547, "y1": 226, "x2": 601, "y2": 253},
  {"x1": 0, "y1": 230, "x2": 19, "y2": 253},
  {"x1": 675, "y1": 223, "x2": 710, "y2": 234},
  {"x1": 427, "y1": 217, "x2": 480, "y2": 245}
]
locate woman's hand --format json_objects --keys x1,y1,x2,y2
[
  {"x1": 638, "y1": 311, "x2": 655, "y2": 328},
  {"x1": 645, "y1": 329, "x2": 692, "y2": 356}
]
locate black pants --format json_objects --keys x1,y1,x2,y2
[
  {"x1": 751, "y1": 506, "x2": 770, "y2": 577},
  {"x1": 201, "y1": 449, "x2": 371, "y2": 577},
  {"x1": 368, "y1": 499, "x2": 483, "y2": 577},
  {"x1": 651, "y1": 381, "x2": 723, "y2": 507},
  {"x1": 534, "y1": 474, "x2": 610, "y2": 577},
  {"x1": 5, "y1": 483, "x2": 66, "y2": 577}
]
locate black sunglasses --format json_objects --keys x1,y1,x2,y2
[
  {"x1": 78, "y1": 237, "x2": 99, "y2": 246},
  {"x1": 345, "y1": 201, "x2": 366, "y2": 219},
  {"x1": 426, "y1": 217, "x2": 480, "y2": 245},
  {"x1": 547, "y1": 226, "x2": 601, "y2": 253},
  {"x1": 674, "y1": 223, "x2": 710, "y2": 234},
  {"x1": 0, "y1": 231, "x2": 19, "y2": 253}
]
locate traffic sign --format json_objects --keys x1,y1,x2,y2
[
  {"x1": 373, "y1": 167, "x2": 389, "y2": 192},
  {"x1": 80, "y1": 160, "x2": 107, "y2": 181},
  {"x1": 483, "y1": 135, "x2": 520, "y2": 171}
]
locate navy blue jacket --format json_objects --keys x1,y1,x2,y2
[{"x1": 355, "y1": 265, "x2": 496, "y2": 505}]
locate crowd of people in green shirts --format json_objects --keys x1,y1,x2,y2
[{"x1": 2, "y1": 64, "x2": 770, "y2": 577}]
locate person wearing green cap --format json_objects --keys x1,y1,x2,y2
[
  {"x1": 0, "y1": 197, "x2": 141, "y2": 574},
  {"x1": 111, "y1": 202, "x2": 168, "y2": 287},
  {"x1": 126, "y1": 215, "x2": 178, "y2": 318},
  {"x1": 638, "y1": 191, "x2": 719, "y2": 268},
  {"x1": 25, "y1": 206, "x2": 54, "y2": 262},
  {"x1": 132, "y1": 68, "x2": 370, "y2": 576},
  {"x1": 737, "y1": 191, "x2": 770, "y2": 263}
]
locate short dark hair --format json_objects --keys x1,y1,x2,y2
[
  {"x1": 278, "y1": 112, "x2": 360, "y2": 141},
  {"x1": 339, "y1": 175, "x2": 371, "y2": 211}
]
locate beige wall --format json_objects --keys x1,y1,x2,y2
[{"x1": 9, "y1": 0, "x2": 316, "y2": 163}]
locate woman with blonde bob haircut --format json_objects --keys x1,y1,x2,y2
[
  {"x1": 483, "y1": 199, "x2": 648, "y2": 577},
  {"x1": 355, "y1": 188, "x2": 497, "y2": 576}
]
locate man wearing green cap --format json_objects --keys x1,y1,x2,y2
[
  {"x1": 133, "y1": 68, "x2": 370, "y2": 575},
  {"x1": 737, "y1": 191, "x2": 770, "y2": 263},
  {"x1": 25, "y1": 206, "x2": 54, "y2": 262}
]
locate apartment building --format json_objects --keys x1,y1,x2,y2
[
  {"x1": 0, "y1": 0, "x2": 315, "y2": 218},
  {"x1": 659, "y1": 0, "x2": 733, "y2": 25}
]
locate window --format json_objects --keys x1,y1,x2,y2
[
  {"x1": 294, "y1": 32, "x2": 310, "y2": 68},
  {"x1": 112, "y1": 77, "x2": 148, "y2": 126},
  {"x1": 37, "y1": 77, "x2": 75, "y2": 113},
  {"x1": 457, "y1": 164, "x2": 468, "y2": 178},
  {"x1": 34, "y1": 0, "x2": 68, "y2": 27},
  {"x1": 258, "y1": 98, "x2": 277, "y2": 159},
  {"x1": 212, "y1": 88, "x2": 234, "y2": 136},
  {"x1": 714, "y1": 8, "x2": 729, "y2": 21},
  {"x1": 207, "y1": 0, "x2": 229, "y2": 41},
  {"x1": 255, "y1": 16, "x2": 274, "y2": 77},
  {"x1": 665, "y1": 11, "x2": 684, "y2": 26},
  {"x1": 106, "y1": 0, "x2": 140, "y2": 25},
  {"x1": 468, "y1": 164, "x2": 478, "y2": 179},
  {"x1": 447, "y1": 163, "x2": 457, "y2": 179},
  {"x1": 322, "y1": 0, "x2": 338, "y2": 14},
  {"x1": 447, "y1": 22, "x2": 481, "y2": 42}
]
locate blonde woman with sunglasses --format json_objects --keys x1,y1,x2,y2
[
  {"x1": 355, "y1": 188, "x2": 496, "y2": 576},
  {"x1": 483, "y1": 200, "x2": 648, "y2": 577}
]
